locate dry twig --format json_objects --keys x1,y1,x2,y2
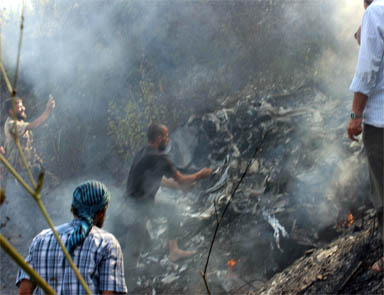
[
  {"x1": 0, "y1": 4, "x2": 92, "y2": 294},
  {"x1": 13, "y1": 0, "x2": 25, "y2": 90}
]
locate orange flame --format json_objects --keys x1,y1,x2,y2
[
  {"x1": 347, "y1": 213, "x2": 354, "y2": 227},
  {"x1": 226, "y1": 258, "x2": 240, "y2": 278},
  {"x1": 227, "y1": 259, "x2": 236, "y2": 268}
]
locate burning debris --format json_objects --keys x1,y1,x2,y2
[
  {"x1": 347, "y1": 213, "x2": 354, "y2": 228},
  {"x1": 104, "y1": 80, "x2": 377, "y2": 294},
  {"x1": 254, "y1": 209, "x2": 383, "y2": 295},
  {"x1": 1, "y1": 79, "x2": 380, "y2": 294}
]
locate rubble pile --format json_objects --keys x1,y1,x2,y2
[
  {"x1": 2, "y1": 79, "x2": 382, "y2": 294},
  {"x1": 116, "y1": 79, "x2": 379, "y2": 294},
  {"x1": 253, "y1": 209, "x2": 383, "y2": 295}
]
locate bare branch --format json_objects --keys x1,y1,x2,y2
[
  {"x1": 0, "y1": 61, "x2": 15, "y2": 96},
  {"x1": 0, "y1": 153, "x2": 35, "y2": 196},
  {"x1": 0, "y1": 5, "x2": 92, "y2": 292},
  {"x1": 13, "y1": 0, "x2": 25, "y2": 90}
]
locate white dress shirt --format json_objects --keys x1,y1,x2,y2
[{"x1": 350, "y1": 0, "x2": 384, "y2": 127}]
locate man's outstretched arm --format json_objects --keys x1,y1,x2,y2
[
  {"x1": 27, "y1": 97, "x2": 55, "y2": 130},
  {"x1": 171, "y1": 167, "x2": 212, "y2": 186},
  {"x1": 162, "y1": 176, "x2": 196, "y2": 191}
]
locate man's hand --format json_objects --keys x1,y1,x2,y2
[
  {"x1": 348, "y1": 92, "x2": 367, "y2": 141},
  {"x1": 0, "y1": 146, "x2": 4, "y2": 155},
  {"x1": 46, "y1": 95, "x2": 56, "y2": 113},
  {"x1": 197, "y1": 167, "x2": 213, "y2": 180},
  {"x1": 347, "y1": 118, "x2": 363, "y2": 141}
]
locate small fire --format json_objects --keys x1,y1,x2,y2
[
  {"x1": 227, "y1": 258, "x2": 236, "y2": 269},
  {"x1": 347, "y1": 213, "x2": 354, "y2": 227},
  {"x1": 227, "y1": 258, "x2": 240, "y2": 278},
  {"x1": 226, "y1": 258, "x2": 239, "y2": 278},
  {"x1": 336, "y1": 212, "x2": 356, "y2": 231}
]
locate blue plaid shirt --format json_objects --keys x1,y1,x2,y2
[{"x1": 16, "y1": 219, "x2": 128, "y2": 295}]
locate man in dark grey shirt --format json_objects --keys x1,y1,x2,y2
[{"x1": 126, "y1": 123, "x2": 212, "y2": 262}]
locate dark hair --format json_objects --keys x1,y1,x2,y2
[
  {"x1": 71, "y1": 206, "x2": 106, "y2": 219},
  {"x1": 365, "y1": 0, "x2": 373, "y2": 5},
  {"x1": 4, "y1": 97, "x2": 22, "y2": 113},
  {"x1": 147, "y1": 123, "x2": 165, "y2": 143}
]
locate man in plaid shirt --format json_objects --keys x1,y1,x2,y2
[{"x1": 16, "y1": 180, "x2": 128, "y2": 294}]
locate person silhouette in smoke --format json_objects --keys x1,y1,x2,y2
[
  {"x1": 3, "y1": 96, "x2": 55, "y2": 179},
  {"x1": 126, "y1": 123, "x2": 212, "y2": 262},
  {"x1": 348, "y1": 0, "x2": 384, "y2": 272},
  {"x1": 2, "y1": 96, "x2": 58, "y2": 247}
]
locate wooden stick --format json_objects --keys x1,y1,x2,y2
[
  {"x1": 0, "y1": 154, "x2": 92, "y2": 293},
  {"x1": 200, "y1": 270, "x2": 211, "y2": 295},
  {"x1": 13, "y1": 0, "x2": 25, "y2": 89},
  {"x1": 0, "y1": 153, "x2": 35, "y2": 196},
  {"x1": 0, "y1": 61, "x2": 15, "y2": 95},
  {"x1": 0, "y1": 4, "x2": 92, "y2": 294}
]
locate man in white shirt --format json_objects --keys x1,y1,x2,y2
[
  {"x1": 348, "y1": 0, "x2": 384, "y2": 272},
  {"x1": 354, "y1": 0, "x2": 373, "y2": 45}
]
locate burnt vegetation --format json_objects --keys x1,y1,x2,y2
[{"x1": 1, "y1": 0, "x2": 383, "y2": 294}]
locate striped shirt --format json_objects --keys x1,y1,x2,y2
[
  {"x1": 16, "y1": 219, "x2": 128, "y2": 295},
  {"x1": 350, "y1": 0, "x2": 384, "y2": 127}
]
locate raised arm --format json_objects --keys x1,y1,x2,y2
[{"x1": 27, "y1": 97, "x2": 55, "y2": 130}]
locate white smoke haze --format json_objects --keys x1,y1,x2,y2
[
  {"x1": 0, "y1": 0, "x2": 373, "y2": 292},
  {"x1": 1, "y1": 1, "x2": 227, "y2": 177},
  {"x1": 0, "y1": 0, "x2": 366, "y2": 227},
  {"x1": 38, "y1": 177, "x2": 128, "y2": 227},
  {"x1": 318, "y1": 0, "x2": 369, "y2": 214},
  {"x1": 316, "y1": 0, "x2": 363, "y2": 96},
  {"x1": 279, "y1": 0, "x2": 369, "y2": 230}
]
